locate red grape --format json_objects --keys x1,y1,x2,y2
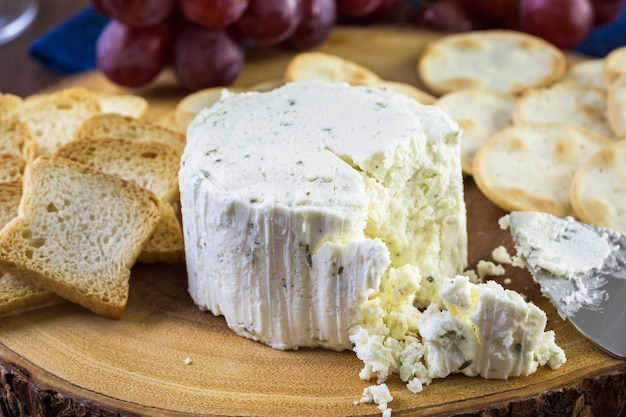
[
  {"x1": 90, "y1": 0, "x2": 111, "y2": 16},
  {"x1": 96, "y1": 20, "x2": 171, "y2": 87},
  {"x1": 171, "y1": 22, "x2": 245, "y2": 91},
  {"x1": 337, "y1": 0, "x2": 382, "y2": 16},
  {"x1": 520, "y1": 0, "x2": 593, "y2": 49},
  {"x1": 369, "y1": 0, "x2": 402, "y2": 19},
  {"x1": 460, "y1": 0, "x2": 519, "y2": 21},
  {"x1": 235, "y1": 0, "x2": 304, "y2": 45},
  {"x1": 285, "y1": 0, "x2": 337, "y2": 49},
  {"x1": 93, "y1": 0, "x2": 176, "y2": 27},
  {"x1": 415, "y1": 0, "x2": 476, "y2": 32},
  {"x1": 179, "y1": 0, "x2": 250, "y2": 29},
  {"x1": 591, "y1": 0, "x2": 626, "y2": 26}
]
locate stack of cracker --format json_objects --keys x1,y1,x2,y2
[{"x1": 415, "y1": 30, "x2": 625, "y2": 235}]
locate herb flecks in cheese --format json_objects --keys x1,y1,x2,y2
[
  {"x1": 352, "y1": 273, "x2": 565, "y2": 393},
  {"x1": 180, "y1": 80, "x2": 466, "y2": 351}
]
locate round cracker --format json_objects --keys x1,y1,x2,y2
[
  {"x1": 248, "y1": 78, "x2": 285, "y2": 92},
  {"x1": 436, "y1": 89, "x2": 515, "y2": 175},
  {"x1": 174, "y1": 86, "x2": 246, "y2": 131},
  {"x1": 371, "y1": 80, "x2": 436, "y2": 104},
  {"x1": 561, "y1": 59, "x2": 606, "y2": 91},
  {"x1": 514, "y1": 81, "x2": 615, "y2": 139},
  {"x1": 603, "y1": 46, "x2": 626, "y2": 86},
  {"x1": 284, "y1": 52, "x2": 382, "y2": 86},
  {"x1": 606, "y1": 73, "x2": 626, "y2": 139},
  {"x1": 473, "y1": 123, "x2": 612, "y2": 217},
  {"x1": 418, "y1": 30, "x2": 566, "y2": 96},
  {"x1": 570, "y1": 140, "x2": 626, "y2": 234}
]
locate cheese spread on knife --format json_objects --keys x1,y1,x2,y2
[{"x1": 179, "y1": 80, "x2": 565, "y2": 401}]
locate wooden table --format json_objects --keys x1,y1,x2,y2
[{"x1": 0, "y1": 0, "x2": 89, "y2": 97}]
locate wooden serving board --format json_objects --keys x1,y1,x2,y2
[{"x1": 1, "y1": 27, "x2": 625, "y2": 417}]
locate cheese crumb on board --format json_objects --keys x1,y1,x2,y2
[
  {"x1": 492, "y1": 245, "x2": 513, "y2": 264},
  {"x1": 359, "y1": 383, "x2": 393, "y2": 417},
  {"x1": 477, "y1": 260, "x2": 506, "y2": 279}
]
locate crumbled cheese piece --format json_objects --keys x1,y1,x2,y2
[
  {"x1": 462, "y1": 268, "x2": 480, "y2": 283},
  {"x1": 477, "y1": 260, "x2": 506, "y2": 279},
  {"x1": 491, "y1": 245, "x2": 512, "y2": 264},
  {"x1": 360, "y1": 383, "x2": 393, "y2": 417},
  {"x1": 419, "y1": 276, "x2": 566, "y2": 379}
]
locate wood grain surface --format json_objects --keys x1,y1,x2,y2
[{"x1": 1, "y1": 26, "x2": 625, "y2": 417}]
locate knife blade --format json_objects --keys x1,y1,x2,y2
[{"x1": 506, "y1": 211, "x2": 626, "y2": 359}]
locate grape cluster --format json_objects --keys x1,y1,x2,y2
[
  {"x1": 93, "y1": 0, "x2": 626, "y2": 92},
  {"x1": 93, "y1": 0, "x2": 338, "y2": 91},
  {"x1": 411, "y1": 0, "x2": 625, "y2": 49}
]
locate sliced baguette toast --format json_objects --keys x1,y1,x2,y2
[
  {"x1": 17, "y1": 87, "x2": 101, "y2": 155},
  {"x1": 0, "y1": 181, "x2": 57, "y2": 315},
  {"x1": 56, "y1": 137, "x2": 184, "y2": 263},
  {"x1": 0, "y1": 153, "x2": 27, "y2": 183},
  {"x1": 0, "y1": 155, "x2": 161, "y2": 318},
  {"x1": 0, "y1": 118, "x2": 37, "y2": 161},
  {"x1": 74, "y1": 113, "x2": 185, "y2": 154}
]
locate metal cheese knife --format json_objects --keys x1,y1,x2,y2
[{"x1": 507, "y1": 211, "x2": 626, "y2": 359}]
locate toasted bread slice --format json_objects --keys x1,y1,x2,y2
[
  {"x1": 0, "y1": 93, "x2": 23, "y2": 120},
  {"x1": 56, "y1": 137, "x2": 180, "y2": 202},
  {"x1": 56, "y1": 137, "x2": 184, "y2": 263},
  {"x1": 0, "y1": 272, "x2": 59, "y2": 316},
  {"x1": 0, "y1": 118, "x2": 37, "y2": 161},
  {"x1": 137, "y1": 202, "x2": 184, "y2": 263},
  {"x1": 0, "y1": 181, "x2": 21, "y2": 226},
  {"x1": 0, "y1": 155, "x2": 161, "y2": 318},
  {"x1": 0, "y1": 181, "x2": 57, "y2": 315},
  {"x1": 17, "y1": 87, "x2": 101, "y2": 156},
  {"x1": 74, "y1": 113, "x2": 185, "y2": 154},
  {"x1": 0, "y1": 153, "x2": 27, "y2": 183}
]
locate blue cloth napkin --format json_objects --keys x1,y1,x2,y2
[
  {"x1": 29, "y1": 5, "x2": 626, "y2": 75},
  {"x1": 575, "y1": 11, "x2": 626, "y2": 57},
  {"x1": 29, "y1": 6, "x2": 108, "y2": 74}
]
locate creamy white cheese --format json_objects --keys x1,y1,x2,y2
[
  {"x1": 507, "y1": 212, "x2": 616, "y2": 276},
  {"x1": 180, "y1": 81, "x2": 565, "y2": 411},
  {"x1": 180, "y1": 80, "x2": 466, "y2": 350},
  {"x1": 505, "y1": 211, "x2": 621, "y2": 316}
]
